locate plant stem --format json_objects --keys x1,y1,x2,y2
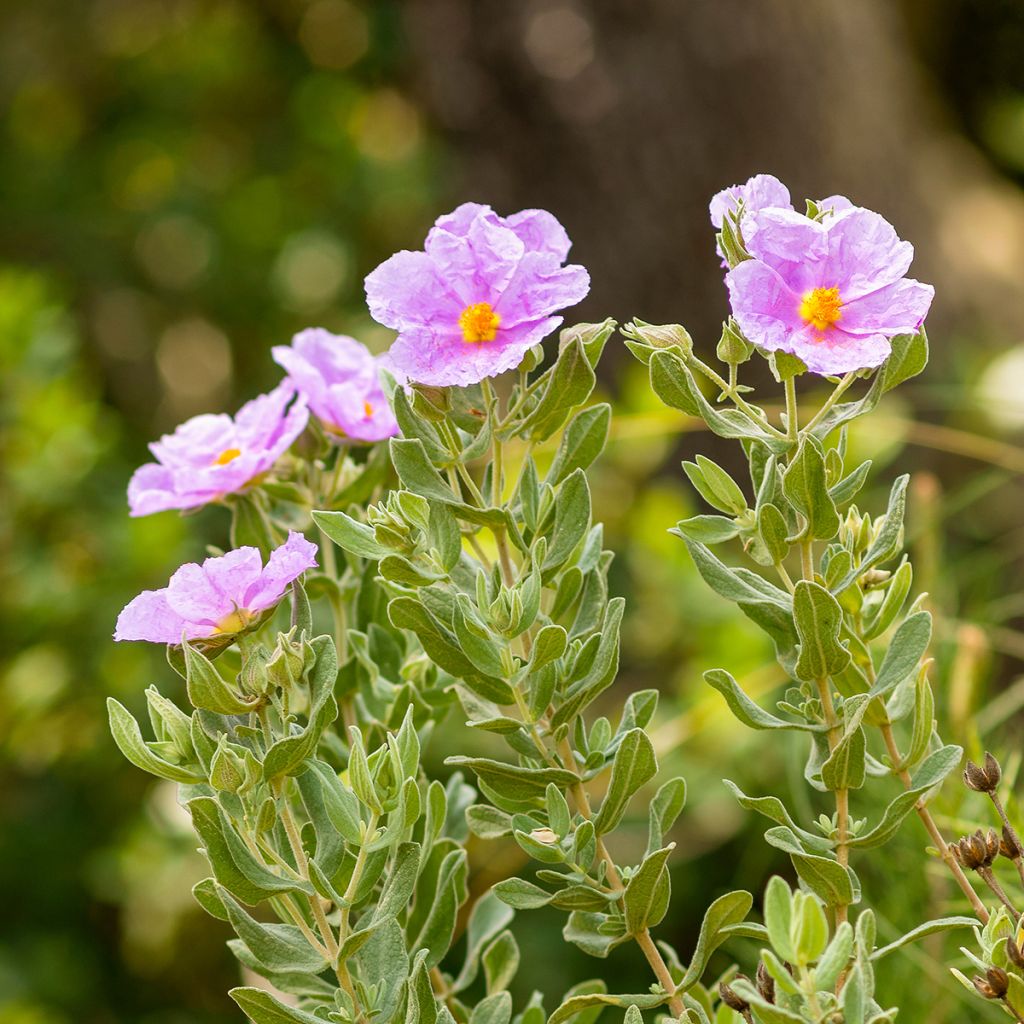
[
  {"x1": 815, "y1": 674, "x2": 849, "y2": 926},
  {"x1": 879, "y1": 722, "x2": 990, "y2": 922},
  {"x1": 784, "y1": 377, "x2": 799, "y2": 443},
  {"x1": 803, "y1": 372, "x2": 857, "y2": 433},
  {"x1": 687, "y1": 355, "x2": 788, "y2": 440},
  {"x1": 977, "y1": 866, "x2": 1019, "y2": 918},
  {"x1": 555, "y1": 736, "x2": 683, "y2": 1018}
]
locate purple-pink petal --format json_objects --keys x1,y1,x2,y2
[
  {"x1": 366, "y1": 203, "x2": 588, "y2": 387},
  {"x1": 114, "y1": 588, "x2": 199, "y2": 643},
  {"x1": 819, "y1": 208, "x2": 915, "y2": 301},
  {"x1": 710, "y1": 174, "x2": 792, "y2": 229},
  {"x1": 243, "y1": 532, "x2": 319, "y2": 613},
  {"x1": 840, "y1": 278, "x2": 934, "y2": 336}
]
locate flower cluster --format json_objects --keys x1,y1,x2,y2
[
  {"x1": 117, "y1": 202, "x2": 589, "y2": 644},
  {"x1": 712, "y1": 173, "x2": 934, "y2": 375}
]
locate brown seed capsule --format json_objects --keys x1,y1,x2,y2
[
  {"x1": 951, "y1": 830, "x2": 1000, "y2": 871},
  {"x1": 756, "y1": 962, "x2": 776, "y2": 1004},
  {"x1": 964, "y1": 752, "x2": 1002, "y2": 793},
  {"x1": 973, "y1": 966, "x2": 1010, "y2": 999},
  {"x1": 719, "y1": 979, "x2": 750, "y2": 1013},
  {"x1": 1002, "y1": 825, "x2": 1024, "y2": 861},
  {"x1": 1005, "y1": 936, "x2": 1024, "y2": 972}
]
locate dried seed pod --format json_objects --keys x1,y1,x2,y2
[
  {"x1": 1001, "y1": 825, "x2": 1024, "y2": 861},
  {"x1": 1005, "y1": 936, "x2": 1024, "y2": 972},
  {"x1": 719, "y1": 979, "x2": 750, "y2": 1013},
  {"x1": 756, "y1": 961, "x2": 776, "y2": 1003},
  {"x1": 951, "y1": 830, "x2": 1000, "y2": 870},
  {"x1": 972, "y1": 966, "x2": 1009, "y2": 999},
  {"x1": 964, "y1": 752, "x2": 1002, "y2": 793}
]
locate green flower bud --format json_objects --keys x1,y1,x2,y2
[
  {"x1": 240, "y1": 646, "x2": 271, "y2": 697},
  {"x1": 145, "y1": 686, "x2": 194, "y2": 762},
  {"x1": 210, "y1": 736, "x2": 248, "y2": 793},
  {"x1": 267, "y1": 627, "x2": 307, "y2": 691},
  {"x1": 627, "y1": 320, "x2": 693, "y2": 356},
  {"x1": 716, "y1": 318, "x2": 753, "y2": 367},
  {"x1": 411, "y1": 383, "x2": 451, "y2": 420}
]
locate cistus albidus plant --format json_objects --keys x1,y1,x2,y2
[{"x1": 109, "y1": 189, "x2": 988, "y2": 1024}]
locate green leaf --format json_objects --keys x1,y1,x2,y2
[
  {"x1": 543, "y1": 469, "x2": 592, "y2": 576},
  {"x1": 815, "y1": 921, "x2": 853, "y2": 992},
  {"x1": 756, "y1": 503, "x2": 790, "y2": 565},
  {"x1": 187, "y1": 796, "x2": 313, "y2": 904},
  {"x1": 841, "y1": 963, "x2": 866, "y2": 1024},
  {"x1": 792, "y1": 892, "x2": 829, "y2": 965},
  {"x1": 546, "y1": 783, "x2": 572, "y2": 837},
  {"x1": 763, "y1": 876, "x2": 795, "y2": 964},
  {"x1": 647, "y1": 777, "x2": 687, "y2": 854},
  {"x1": 722, "y1": 781, "x2": 831, "y2": 852},
  {"x1": 446, "y1": 757, "x2": 578, "y2": 803},
  {"x1": 492, "y1": 877, "x2": 553, "y2": 910},
  {"x1": 312, "y1": 509, "x2": 390, "y2": 560},
  {"x1": 519, "y1": 339, "x2": 597, "y2": 442},
  {"x1": 791, "y1": 851, "x2": 853, "y2": 908},
  {"x1": 649, "y1": 349, "x2": 700, "y2": 415},
  {"x1": 594, "y1": 728, "x2": 657, "y2": 835},
  {"x1": 218, "y1": 885, "x2": 328, "y2": 974},
  {"x1": 729, "y1": 980, "x2": 803, "y2": 1024},
  {"x1": 868, "y1": 611, "x2": 931, "y2": 697},
  {"x1": 548, "y1": 991, "x2": 667, "y2": 1024},
  {"x1": 471, "y1": 993, "x2": 513, "y2": 1024},
  {"x1": 454, "y1": 600, "x2": 507, "y2": 678},
  {"x1": 547, "y1": 404, "x2": 611, "y2": 487},
  {"x1": 390, "y1": 438, "x2": 458, "y2": 503},
  {"x1": 820, "y1": 695, "x2": 870, "y2": 791},
  {"x1": 482, "y1": 931, "x2": 520, "y2": 995},
  {"x1": 453, "y1": 890, "x2": 515, "y2": 993},
  {"x1": 830, "y1": 475, "x2": 909, "y2": 592},
  {"x1": 192, "y1": 877, "x2": 229, "y2": 921},
  {"x1": 870, "y1": 916, "x2": 976, "y2": 960},
  {"x1": 705, "y1": 669, "x2": 822, "y2": 732},
  {"x1": 551, "y1": 599, "x2": 625, "y2": 728},
  {"x1": 184, "y1": 641, "x2": 260, "y2": 715},
  {"x1": 623, "y1": 845, "x2": 673, "y2": 934},
  {"x1": 793, "y1": 580, "x2": 851, "y2": 681},
  {"x1": 679, "y1": 890, "x2": 752, "y2": 989},
  {"x1": 783, "y1": 435, "x2": 840, "y2": 541},
  {"x1": 229, "y1": 987, "x2": 325, "y2": 1024},
  {"x1": 847, "y1": 744, "x2": 962, "y2": 849},
  {"x1": 685, "y1": 455, "x2": 747, "y2": 516},
  {"x1": 107, "y1": 698, "x2": 205, "y2": 784},
  {"x1": 467, "y1": 804, "x2": 513, "y2": 840},
  {"x1": 672, "y1": 515, "x2": 739, "y2": 545}
]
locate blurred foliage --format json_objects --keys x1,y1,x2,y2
[{"x1": 3, "y1": 2, "x2": 1024, "y2": 1023}]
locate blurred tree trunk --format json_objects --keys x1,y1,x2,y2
[{"x1": 405, "y1": 0, "x2": 1024, "y2": 365}]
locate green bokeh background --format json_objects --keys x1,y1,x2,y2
[{"x1": 4, "y1": 3, "x2": 1024, "y2": 1022}]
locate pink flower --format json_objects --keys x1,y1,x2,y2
[
  {"x1": 725, "y1": 205, "x2": 934, "y2": 376},
  {"x1": 128, "y1": 382, "x2": 309, "y2": 516},
  {"x1": 272, "y1": 329, "x2": 398, "y2": 442},
  {"x1": 364, "y1": 203, "x2": 590, "y2": 387},
  {"x1": 114, "y1": 532, "x2": 317, "y2": 644},
  {"x1": 709, "y1": 173, "x2": 792, "y2": 229}
]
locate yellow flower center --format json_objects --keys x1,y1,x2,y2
[
  {"x1": 213, "y1": 447, "x2": 242, "y2": 466},
  {"x1": 214, "y1": 609, "x2": 249, "y2": 634},
  {"x1": 363, "y1": 401, "x2": 373, "y2": 419},
  {"x1": 458, "y1": 302, "x2": 501, "y2": 343},
  {"x1": 799, "y1": 286, "x2": 843, "y2": 332}
]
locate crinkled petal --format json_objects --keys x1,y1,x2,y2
[
  {"x1": 744, "y1": 208, "x2": 829, "y2": 294},
  {"x1": 243, "y1": 532, "x2": 319, "y2": 613},
  {"x1": 165, "y1": 550, "x2": 259, "y2": 624},
  {"x1": 821, "y1": 208, "x2": 915, "y2": 300},
  {"x1": 817, "y1": 194, "x2": 857, "y2": 220},
  {"x1": 425, "y1": 211, "x2": 525, "y2": 306},
  {"x1": 494, "y1": 254, "x2": 589, "y2": 327},
  {"x1": 792, "y1": 329, "x2": 893, "y2": 376},
  {"x1": 323, "y1": 382, "x2": 399, "y2": 441},
  {"x1": 840, "y1": 278, "x2": 934, "y2": 336},
  {"x1": 386, "y1": 317, "x2": 562, "y2": 388},
  {"x1": 128, "y1": 462, "x2": 188, "y2": 517},
  {"x1": 114, "y1": 588, "x2": 208, "y2": 643},
  {"x1": 503, "y1": 208, "x2": 573, "y2": 260},
  {"x1": 431, "y1": 202, "x2": 495, "y2": 238},
  {"x1": 710, "y1": 173, "x2": 792, "y2": 228},
  {"x1": 726, "y1": 259, "x2": 805, "y2": 354},
  {"x1": 365, "y1": 250, "x2": 463, "y2": 330},
  {"x1": 150, "y1": 414, "x2": 235, "y2": 467}
]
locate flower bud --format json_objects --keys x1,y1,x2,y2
[
  {"x1": 628, "y1": 320, "x2": 693, "y2": 355},
  {"x1": 973, "y1": 967, "x2": 1009, "y2": 999},
  {"x1": 240, "y1": 646, "x2": 271, "y2": 697},
  {"x1": 210, "y1": 736, "x2": 248, "y2": 793},
  {"x1": 716, "y1": 318, "x2": 753, "y2": 367},
  {"x1": 411, "y1": 383, "x2": 452, "y2": 421},
  {"x1": 145, "y1": 686, "x2": 195, "y2": 762},
  {"x1": 963, "y1": 752, "x2": 1002, "y2": 794},
  {"x1": 267, "y1": 628, "x2": 307, "y2": 691}
]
